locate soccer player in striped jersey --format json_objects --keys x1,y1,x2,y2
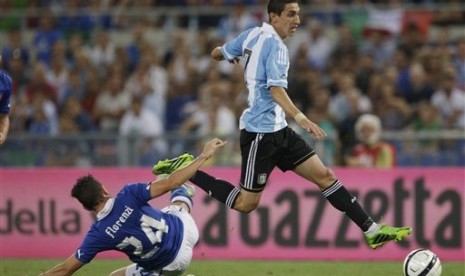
[
  {"x1": 39, "y1": 138, "x2": 226, "y2": 276},
  {"x1": 155, "y1": 0, "x2": 411, "y2": 249}
]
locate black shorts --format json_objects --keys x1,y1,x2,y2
[{"x1": 239, "y1": 127, "x2": 315, "y2": 192}]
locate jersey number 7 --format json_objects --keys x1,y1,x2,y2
[{"x1": 116, "y1": 214, "x2": 169, "y2": 259}]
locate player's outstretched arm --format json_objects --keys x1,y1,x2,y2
[
  {"x1": 269, "y1": 86, "x2": 327, "y2": 140},
  {"x1": 0, "y1": 113, "x2": 9, "y2": 145},
  {"x1": 38, "y1": 255, "x2": 84, "y2": 276},
  {"x1": 149, "y1": 138, "x2": 227, "y2": 198}
]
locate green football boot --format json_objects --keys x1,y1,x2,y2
[
  {"x1": 365, "y1": 224, "x2": 412, "y2": 249},
  {"x1": 152, "y1": 153, "x2": 194, "y2": 175}
]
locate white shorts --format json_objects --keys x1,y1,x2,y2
[{"x1": 125, "y1": 206, "x2": 199, "y2": 276}]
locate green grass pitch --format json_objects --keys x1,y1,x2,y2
[{"x1": 1, "y1": 259, "x2": 464, "y2": 276}]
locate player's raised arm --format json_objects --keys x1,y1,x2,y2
[
  {"x1": 38, "y1": 255, "x2": 84, "y2": 276},
  {"x1": 149, "y1": 138, "x2": 227, "y2": 198}
]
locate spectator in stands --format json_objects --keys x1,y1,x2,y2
[
  {"x1": 87, "y1": 31, "x2": 115, "y2": 72},
  {"x1": 71, "y1": 51, "x2": 92, "y2": 84},
  {"x1": 360, "y1": 30, "x2": 396, "y2": 69},
  {"x1": 28, "y1": 108, "x2": 53, "y2": 135},
  {"x1": 399, "y1": 21, "x2": 426, "y2": 53},
  {"x1": 27, "y1": 90, "x2": 59, "y2": 135},
  {"x1": 33, "y1": 13, "x2": 63, "y2": 65},
  {"x1": 81, "y1": 74, "x2": 100, "y2": 115},
  {"x1": 409, "y1": 101, "x2": 441, "y2": 153},
  {"x1": 125, "y1": 48, "x2": 168, "y2": 121},
  {"x1": 25, "y1": 63, "x2": 58, "y2": 104},
  {"x1": 58, "y1": 0, "x2": 94, "y2": 41},
  {"x1": 330, "y1": 73, "x2": 372, "y2": 156},
  {"x1": 375, "y1": 82, "x2": 412, "y2": 130},
  {"x1": 67, "y1": 34, "x2": 89, "y2": 65},
  {"x1": 1, "y1": 29, "x2": 30, "y2": 71},
  {"x1": 431, "y1": 70, "x2": 465, "y2": 129},
  {"x1": 346, "y1": 114, "x2": 396, "y2": 168},
  {"x1": 329, "y1": 73, "x2": 372, "y2": 124},
  {"x1": 192, "y1": 31, "x2": 214, "y2": 76},
  {"x1": 93, "y1": 73, "x2": 131, "y2": 133},
  {"x1": 421, "y1": 51, "x2": 446, "y2": 89},
  {"x1": 288, "y1": 44, "x2": 311, "y2": 102},
  {"x1": 355, "y1": 53, "x2": 376, "y2": 95},
  {"x1": 119, "y1": 96, "x2": 164, "y2": 139},
  {"x1": 7, "y1": 57, "x2": 28, "y2": 94},
  {"x1": 395, "y1": 46, "x2": 415, "y2": 97},
  {"x1": 452, "y1": 37, "x2": 465, "y2": 90},
  {"x1": 61, "y1": 97, "x2": 96, "y2": 133},
  {"x1": 397, "y1": 62, "x2": 435, "y2": 106},
  {"x1": 166, "y1": 34, "x2": 196, "y2": 87},
  {"x1": 179, "y1": 91, "x2": 236, "y2": 138},
  {"x1": 333, "y1": 24, "x2": 358, "y2": 61},
  {"x1": 88, "y1": 0, "x2": 113, "y2": 31},
  {"x1": 217, "y1": 2, "x2": 259, "y2": 41},
  {"x1": 119, "y1": 96, "x2": 167, "y2": 164},
  {"x1": 62, "y1": 68, "x2": 87, "y2": 105},
  {"x1": 410, "y1": 101, "x2": 441, "y2": 132},
  {"x1": 46, "y1": 41, "x2": 70, "y2": 105},
  {"x1": 126, "y1": 23, "x2": 149, "y2": 73},
  {"x1": 289, "y1": 18, "x2": 334, "y2": 70}
]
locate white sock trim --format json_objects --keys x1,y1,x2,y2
[
  {"x1": 364, "y1": 222, "x2": 380, "y2": 235},
  {"x1": 171, "y1": 196, "x2": 193, "y2": 211}
]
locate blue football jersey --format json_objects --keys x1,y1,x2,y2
[
  {"x1": 75, "y1": 183, "x2": 184, "y2": 271},
  {"x1": 0, "y1": 70, "x2": 12, "y2": 114}
]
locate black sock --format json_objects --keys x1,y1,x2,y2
[
  {"x1": 190, "y1": 170, "x2": 240, "y2": 208},
  {"x1": 323, "y1": 180, "x2": 374, "y2": 231}
]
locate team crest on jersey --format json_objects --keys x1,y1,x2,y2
[{"x1": 257, "y1": 174, "x2": 267, "y2": 185}]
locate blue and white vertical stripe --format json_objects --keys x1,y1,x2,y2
[{"x1": 222, "y1": 23, "x2": 290, "y2": 133}]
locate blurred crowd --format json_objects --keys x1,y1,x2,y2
[{"x1": 1, "y1": 0, "x2": 464, "y2": 166}]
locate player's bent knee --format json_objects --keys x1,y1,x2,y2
[
  {"x1": 234, "y1": 198, "x2": 259, "y2": 213},
  {"x1": 315, "y1": 167, "x2": 337, "y2": 188},
  {"x1": 233, "y1": 189, "x2": 262, "y2": 213}
]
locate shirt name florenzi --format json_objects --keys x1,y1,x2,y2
[{"x1": 105, "y1": 206, "x2": 134, "y2": 238}]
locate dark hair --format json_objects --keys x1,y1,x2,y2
[
  {"x1": 71, "y1": 174, "x2": 105, "y2": 211},
  {"x1": 267, "y1": 0, "x2": 298, "y2": 16}
]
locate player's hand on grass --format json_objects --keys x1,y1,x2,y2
[
  {"x1": 295, "y1": 113, "x2": 327, "y2": 140},
  {"x1": 201, "y1": 138, "x2": 227, "y2": 160}
]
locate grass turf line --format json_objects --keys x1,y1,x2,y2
[{"x1": 1, "y1": 259, "x2": 464, "y2": 276}]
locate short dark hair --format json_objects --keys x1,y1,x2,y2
[
  {"x1": 71, "y1": 174, "x2": 105, "y2": 211},
  {"x1": 267, "y1": 0, "x2": 298, "y2": 16}
]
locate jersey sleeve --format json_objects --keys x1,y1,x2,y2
[
  {"x1": 121, "y1": 183, "x2": 152, "y2": 204},
  {"x1": 75, "y1": 229, "x2": 107, "y2": 264},
  {"x1": 265, "y1": 40, "x2": 289, "y2": 89},
  {"x1": 0, "y1": 71, "x2": 12, "y2": 114},
  {"x1": 221, "y1": 28, "x2": 254, "y2": 61}
]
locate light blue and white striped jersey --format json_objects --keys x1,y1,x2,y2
[{"x1": 221, "y1": 22, "x2": 289, "y2": 133}]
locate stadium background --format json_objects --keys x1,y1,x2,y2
[{"x1": 0, "y1": 0, "x2": 464, "y2": 275}]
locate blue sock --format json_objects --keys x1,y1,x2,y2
[{"x1": 171, "y1": 187, "x2": 193, "y2": 210}]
